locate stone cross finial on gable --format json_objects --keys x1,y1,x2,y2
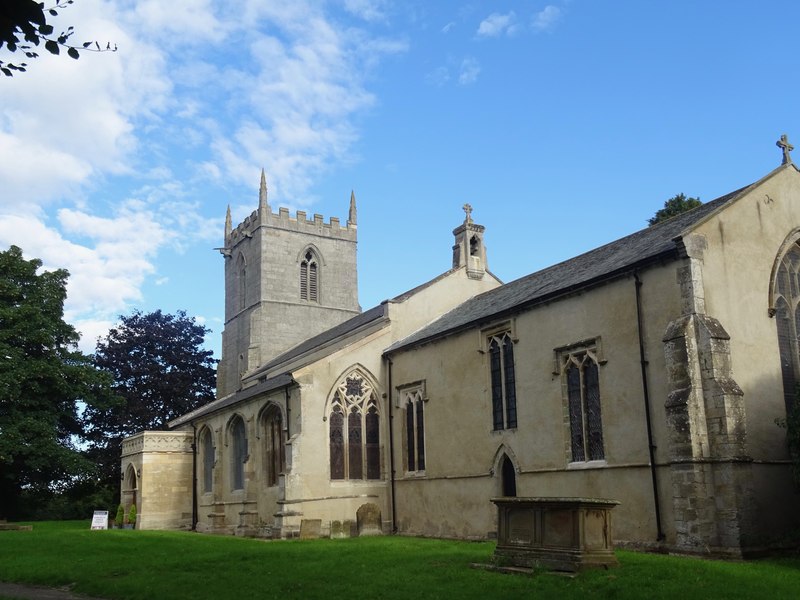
[
  {"x1": 777, "y1": 134, "x2": 794, "y2": 165},
  {"x1": 463, "y1": 203, "x2": 473, "y2": 224}
]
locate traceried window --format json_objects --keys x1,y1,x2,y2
[
  {"x1": 230, "y1": 416, "x2": 247, "y2": 490},
  {"x1": 300, "y1": 250, "x2": 319, "y2": 302},
  {"x1": 201, "y1": 428, "x2": 214, "y2": 493},
  {"x1": 263, "y1": 405, "x2": 285, "y2": 487},
  {"x1": 561, "y1": 347, "x2": 604, "y2": 462},
  {"x1": 403, "y1": 388, "x2": 426, "y2": 473},
  {"x1": 489, "y1": 332, "x2": 517, "y2": 430},
  {"x1": 773, "y1": 241, "x2": 800, "y2": 412},
  {"x1": 329, "y1": 371, "x2": 381, "y2": 480}
]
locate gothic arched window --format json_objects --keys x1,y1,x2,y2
[
  {"x1": 230, "y1": 416, "x2": 247, "y2": 491},
  {"x1": 773, "y1": 241, "x2": 800, "y2": 412},
  {"x1": 403, "y1": 388, "x2": 425, "y2": 473},
  {"x1": 300, "y1": 250, "x2": 319, "y2": 302},
  {"x1": 489, "y1": 332, "x2": 517, "y2": 430},
  {"x1": 563, "y1": 349, "x2": 604, "y2": 462},
  {"x1": 263, "y1": 405, "x2": 285, "y2": 487},
  {"x1": 201, "y1": 428, "x2": 214, "y2": 494},
  {"x1": 328, "y1": 371, "x2": 381, "y2": 480}
]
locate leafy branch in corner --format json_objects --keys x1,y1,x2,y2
[{"x1": 0, "y1": 0, "x2": 117, "y2": 77}]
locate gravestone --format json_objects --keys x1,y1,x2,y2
[
  {"x1": 356, "y1": 503, "x2": 382, "y2": 536},
  {"x1": 299, "y1": 518, "x2": 322, "y2": 540}
]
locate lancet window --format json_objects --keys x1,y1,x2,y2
[
  {"x1": 562, "y1": 347, "x2": 604, "y2": 462},
  {"x1": 230, "y1": 416, "x2": 247, "y2": 491},
  {"x1": 263, "y1": 405, "x2": 285, "y2": 487},
  {"x1": 403, "y1": 387, "x2": 426, "y2": 473},
  {"x1": 201, "y1": 428, "x2": 214, "y2": 493},
  {"x1": 489, "y1": 332, "x2": 517, "y2": 430},
  {"x1": 329, "y1": 371, "x2": 381, "y2": 480}
]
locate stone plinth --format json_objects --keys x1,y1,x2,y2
[{"x1": 491, "y1": 497, "x2": 619, "y2": 572}]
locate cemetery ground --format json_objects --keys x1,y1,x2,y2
[{"x1": 0, "y1": 522, "x2": 799, "y2": 599}]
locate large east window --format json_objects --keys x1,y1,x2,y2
[{"x1": 329, "y1": 370, "x2": 381, "y2": 480}]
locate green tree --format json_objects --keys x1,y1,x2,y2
[
  {"x1": 0, "y1": 0, "x2": 116, "y2": 77},
  {"x1": 0, "y1": 245, "x2": 109, "y2": 519},
  {"x1": 648, "y1": 193, "x2": 702, "y2": 226},
  {"x1": 83, "y1": 310, "x2": 217, "y2": 491}
]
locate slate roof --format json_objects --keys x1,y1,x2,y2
[
  {"x1": 259, "y1": 303, "x2": 389, "y2": 372},
  {"x1": 386, "y1": 183, "x2": 753, "y2": 354},
  {"x1": 169, "y1": 373, "x2": 294, "y2": 428}
]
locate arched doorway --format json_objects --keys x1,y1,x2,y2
[{"x1": 500, "y1": 454, "x2": 517, "y2": 497}]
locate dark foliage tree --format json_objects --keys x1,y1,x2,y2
[
  {"x1": 0, "y1": 245, "x2": 110, "y2": 519},
  {"x1": 84, "y1": 310, "x2": 217, "y2": 491},
  {"x1": 648, "y1": 193, "x2": 702, "y2": 226},
  {"x1": 0, "y1": 0, "x2": 116, "y2": 77}
]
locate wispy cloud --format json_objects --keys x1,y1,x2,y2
[
  {"x1": 476, "y1": 12, "x2": 519, "y2": 38},
  {"x1": 459, "y1": 58, "x2": 481, "y2": 85},
  {"x1": 475, "y1": 4, "x2": 564, "y2": 39},
  {"x1": 0, "y1": 0, "x2": 405, "y2": 351},
  {"x1": 533, "y1": 5, "x2": 562, "y2": 32}
]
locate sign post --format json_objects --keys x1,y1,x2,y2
[{"x1": 90, "y1": 510, "x2": 109, "y2": 530}]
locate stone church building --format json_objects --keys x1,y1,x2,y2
[{"x1": 122, "y1": 140, "x2": 800, "y2": 556}]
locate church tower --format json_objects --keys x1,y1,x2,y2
[{"x1": 217, "y1": 172, "x2": 360, "y2": 397}]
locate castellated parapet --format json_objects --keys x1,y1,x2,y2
[
  {"x1": 216, "y1": 174, "x2": 361, "y2": 398},
  {"x1": 226, "y1": 207, "x2": 357, "y2": 249}
]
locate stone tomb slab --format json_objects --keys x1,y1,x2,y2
[{"x1": 490, "y1": 497, "x2": 620, "y2": 573}]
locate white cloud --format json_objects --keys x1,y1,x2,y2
[
  {"x1": 459, "y1": 58, "x2": 481, "y2": 85},
  {"x1": 533, "y1": 5, "x2": 562, "y2": 32},
  {"x1": 343, "y1": 0, "x2": 388, "y2": 22},
  {"x1": 426, "y1": 66, "x2": 450, "y2": 87},
  {"x1": 0, "y1": 0, "x2": 406, "y2": 352},
  {"x1": 477, "y1": 12, "x2": 518, "y2": 38}
]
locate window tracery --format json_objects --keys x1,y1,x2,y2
[{"x1": 329, "y1": 371, "x2": 381, "y2": 480}]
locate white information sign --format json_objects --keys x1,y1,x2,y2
[{"x1": 90, "y1": 510, "x2": 109, "y2": 530}]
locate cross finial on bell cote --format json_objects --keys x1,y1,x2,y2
[
  {"x1": 463, "y1": 203, "x2": 473, "y2": 224},
  {"x1": 777, "y1": 134, "x2": 794, "y2": 165}
]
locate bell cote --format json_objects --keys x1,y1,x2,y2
[{"x1": 452, "y1": 203, "x2": 487, "y2": 280}]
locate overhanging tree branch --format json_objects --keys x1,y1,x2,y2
[{"x1": 0, "y1": 0, "x2": 117, "y2": 77}]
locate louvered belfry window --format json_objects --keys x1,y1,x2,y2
[{"x1": 300, "y1": 250, "x2": 318, "y2": 302}]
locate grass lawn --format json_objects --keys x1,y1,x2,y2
[{"x1": 1, "y1": 521, "x2": 799, "y2": 599}]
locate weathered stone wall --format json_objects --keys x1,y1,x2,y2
[
  {"x1": 389, "y1": 266, "x2": 681, "y2": 546},
  {"x1": 217, "y1": 200, "x2": 360, "y2": 398},
  {"x1": 121, "y1": 431, "x2": 193, "y2": 530}
]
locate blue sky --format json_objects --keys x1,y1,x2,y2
[{"x1": 1, "y1": 0, "x2": 799, "y2": 357}]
